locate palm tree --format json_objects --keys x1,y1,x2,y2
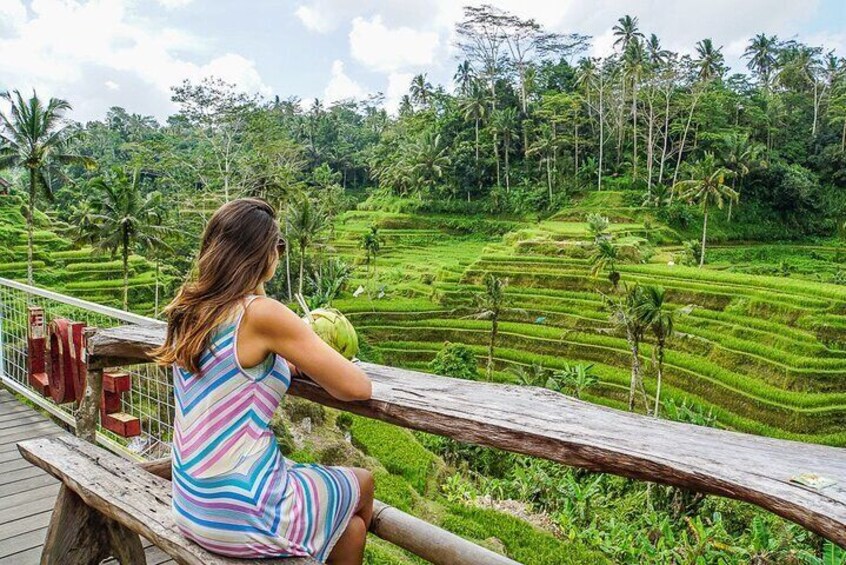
[
  {"x1": 470, "y1": 273, "x2": 512, "y2": 380},
  {"x1": 635, "y1": 285, "x2": 674, "y2": 416},
  {"x1": 454, "y1": 61, "x2": 475, "y2": 96},
  {"x1": 646, "y1": 34, "x2": 670, "y2": 67},
  {"x1": 744, "y1": 34, "x2": 780, "y2": 88},
  {"x1": 410, "y1": 131, "x2": 450, "y2": 198},
  {"x1": 287, "y1": 197, "x2": 329, "y2": 296},
  {"x1": 460, "y1": 82, "x2": 489, "y2": 171},
  {"x1": 721, "y1": 133, "x2": 763, "y2": 222},
  {"x1": 550, "y1": 363, "x2": 598, "y2": 399},
  {"x1": 673, "y1": 153, "x2": 737, "y2": 267},
  {"x1": 695, "y1": 39, "x2": 725, "y2": 82},
  {"x1": 612, "y1": 15, "x2": 644, "y2": 53},
  {"x1": 492, "y1": 107, "x2": 518, "y2": 192},
  {"x1": 87, "y1": 167, "x2": 168, "y2": 311},
  {"x1": 604, "y1": 284, "x2": 649, "y2": 411},
  {"x1": 410, "y1": 74, "x2": 434, "y2": 108},
  {"x1": 360, "y1": 225, "x2": 382, "y2": 285},
  {"x1": 590, "y1": 238, "x2": 621, "y2": 289},
  {"x1": 0, "y1": 90, "x2": 95, "y2": 285},
  {"x1": 623, "y1": 38, "x2": 647, "y2": 179}
]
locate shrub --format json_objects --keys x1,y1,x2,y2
[{"x1": 428, "y1": 342, "x2": 478, "y2": 380}]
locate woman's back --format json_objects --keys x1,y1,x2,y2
[{"x1": 172, "y1": 296, "x2": 296, "y2": 556}]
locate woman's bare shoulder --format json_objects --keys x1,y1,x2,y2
[{"x1": 247, "y1": 296, "x2": 302, "y2": 335}]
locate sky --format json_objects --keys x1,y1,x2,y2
[{"x1": 1, "y1": 0, "x2": 845, "y2": 123}]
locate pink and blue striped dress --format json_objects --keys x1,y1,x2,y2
[{"x1": 171, "y1": 296, "x2": 361, "y2": 562}]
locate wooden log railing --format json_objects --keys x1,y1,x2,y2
[{"x1": 87, "y1": 323, "x2": 846, "y2": 548}]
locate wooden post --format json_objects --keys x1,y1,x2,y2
[
  {"x1": 41, "y1": 485, "x2": 144, "y2": 565},
  {"x1": 76, "y1": 367, "x2": 102, "y2": 444}
]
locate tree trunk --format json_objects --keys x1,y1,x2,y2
[
  {"x1": 504, "y1": 139, "x2": 510, "y2": 192},
  {"x1": 842, "y1": 120, "x2": 845, "y2": 153},
  {"x1": 658, "y1": 90, "x2": 671, "y2": 188},
  {"x1": 486, "y1": 316, "x2": 498, "y2": 381},
  {"x1": 27, "y1": 169, "x2": 35, "y2": 286},
  {"x1": 285, "y1": 222, "x2": 293, "y2": 302},
  {"x1": 646, "y1": 96, "x2": 655, "y2": 198},
  {"x1": 122, "y1": 232, "x2": 129, "y2": 311},
  {"x1": 154, "y1": 258, "x2": 160, "y2": 318},
  {"x1": 699, "y1": 209, "x2": 708, "y2": 268},
  {"x1": 632, "y1": 79, "x2": 638, "y2": 180},
  {"x1": 598, "y1": 94, "x2": 604, "y2": 192},
  {"x1": 628, "y1": 336, "x2": 641, "y2": 412},
  {"x1": 654, "y1": 342, "x2": 664, "y2": 417},
  {"x1": 546, "y1": 156, "x2": 553, "y2": 202},
  {"x1": 494, "y1": 133, "x2": 501, "y2": 188},
  {"x1": 298, "y1": 243, "x2": 306, "y2": 297},
  {"x1": 728, "y1": 177, "x2": 737, "y2": 223},
  {"x1": 574, "y1": 121, "x2": 579, "y2": 180},
  {"x1": 672, "y1": 90, "x2": 701, "y2": 191},
  {"x1": 474, "y1": 118, "x2": 480, "y2": 165}
]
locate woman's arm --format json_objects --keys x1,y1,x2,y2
[{"x1": 247, "y1": 297, "x2": 372, "y2": 402}]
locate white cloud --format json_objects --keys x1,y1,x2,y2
[
  {"x1": 323, "y1": 60, "x2": 366, "y2": 103},
  {"x1": 155, "y1": 0, "x2": 193, "y2": 8},
  {"x1": 349, "y1": 15, "x2": 439, "y2": 72},
  {"x1": 295, "y1": 4, "x2": 332, "y2": 33},
  {"x1": 104, "y1": 80, "x2": 119, "y2": 90},
  {"x1": 0, "y1": 0, "x2": 271, "y2": 121}
]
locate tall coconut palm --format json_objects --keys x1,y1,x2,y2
[
  {"x1": 673, "y1": 153, "x2": 737, "y2": 267},
  {"x1": 410, "y1": 131, "x2": 450, "y2": 198},
  {"x1": 287, "y1": 196, "x2": 330, "y2": 296},
  {"x1": 605, "y1": 284, "x2": 649, "y2": 411},
  {"x1": 635, "y1": 285, "x2": 675, "y2": 417},
  {"x1": 0, "y1": 90, "x2": 95, "y2": 284},
  {"x1": 492, "y1": 107, "x2": 518, "y2": 192},
  {"x1": 744, "y1": 34, "x2": 780, "y2": 88},
  {"x1": 470, "y1": 273, "x2": 519, "y2": 380},
  {"x1": 87, "y1": 167, "x2": 168, "y2": 311},
  {"x1": 453, "y1": 61, "x2": 476, "y2": 96},
  {"x1": 410, "y1": 74, "x2": 434, "y2": 108},
  {"x1": 623, "y1": 38, "x2": 647, "y2": 179},
  {"x1": 694, "y1": 39, "x2": 725, "y2": 82},
  {"x1": 612, "y1": 15, "x2": 644, "y2": 53},
  {"x1": 721, "y1": 133, "x2": 763, "y2": 222},
  {"x1": 590, "y1": 238, "x2": 621, "y2": 289},
  {"x1": 460, "y1": 82, "x2": 489, "y2": 170}
]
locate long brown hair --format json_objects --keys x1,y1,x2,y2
[{"x1": 153, "y1": 198, "x2": 281, "y2": 373}]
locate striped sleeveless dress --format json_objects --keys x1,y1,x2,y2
[{"x1": 171, "y1": 295, "x2": 361, "y2": 562}]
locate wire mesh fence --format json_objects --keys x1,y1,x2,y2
[{"x1": 0, "y1": 278, "x2": 173, "y2": 460}]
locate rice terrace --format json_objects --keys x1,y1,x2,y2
[{"x1": 0, "y1": 1, "x2": 846, "y2": 564}]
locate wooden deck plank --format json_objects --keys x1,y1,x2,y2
[
  {"x1": 0, "y1": 388, "x2": 63, "y2": 563},
  {"x1": 0, "y1": 389, "x2": 180, "y2": 564}
]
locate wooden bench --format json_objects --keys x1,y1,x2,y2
[{"x1": 17, "y1": 435, "x2": 317, "y2": 565}]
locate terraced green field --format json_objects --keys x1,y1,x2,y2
[
  {"x1": 4, "y1": 190, "x2": 845, "y2": 446},
  {"x1": 0, "y1": 195, "x2": 170, "y2": 315},
  {"x1": 329, "y1": 192, "x2": 846, "y2": 446}
]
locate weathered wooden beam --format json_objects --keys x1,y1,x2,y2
[
  {"x1": 86, "y1": 323, "x2": 846, "y2": 546},
  {"x1": 371, "y1": 500, "x2": 519, "y2": 565}
]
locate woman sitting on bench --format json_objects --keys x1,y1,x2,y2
[{"x1": 153, "y1": 198, "x2": 374, "y2": 565}]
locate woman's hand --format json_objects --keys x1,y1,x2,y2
[{"x1": 243, "y1": 298, "x2": 372, "y2": 402}]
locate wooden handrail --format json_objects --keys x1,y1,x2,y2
[{"x1": 87, "y1": 323, "x2": 846, "y2": 546}]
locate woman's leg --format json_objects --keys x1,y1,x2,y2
[
  {"x1": 327, "y1": 515, "x2": 366, "y2": 565},
  {"x1": 350, "y1": 468, "x2": 374, "y2": 528}
]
